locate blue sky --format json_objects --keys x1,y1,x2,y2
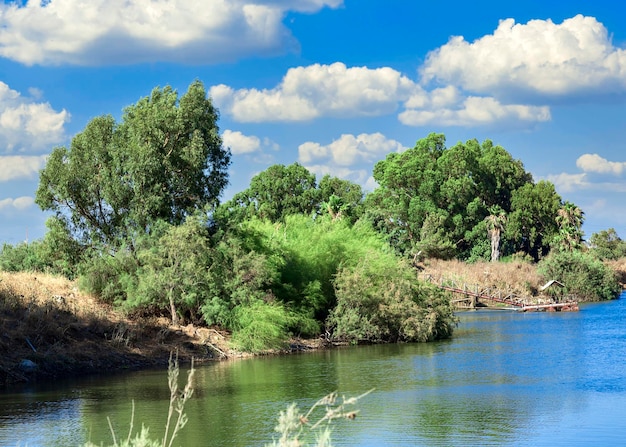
[{"x1": 1, "y1": 0, "x2": 626, "y2": 244}]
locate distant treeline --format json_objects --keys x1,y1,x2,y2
[{"x1": 0, "y1": 81, "x2": 622, "y2": 351}]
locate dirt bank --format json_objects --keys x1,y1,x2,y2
[{"x1": 0, "y1": 272, "x2": 323, "y2": 387}]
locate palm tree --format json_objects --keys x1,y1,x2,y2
[
  {"x1": 324, "y1": 194, "x2": 345, "y2": 221},
  {"x1": 485, "y1": 205, "x2": 507, "y2": 262},
  {"x1": 556, "y1": 201, "x2": 584, "y2": 251}
]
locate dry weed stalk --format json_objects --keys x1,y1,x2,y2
[
  {"x1": 162, "y1": 352, "x2": 195, "y2": 447},
  {"x1": 85, "y1": 352, "x2": 195, "y2": 447},
  {"x1": 267, "y1": 388, "x2": 374, "y2": 447}
]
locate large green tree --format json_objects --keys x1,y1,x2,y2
[
  {"x1": 506, "y1": 181, "x2": 562, "y2": 260},
  {"x1": 589, "y1": 228, "x2": 626, "y2": 260},
  {"x1": 365, "y1": 133, "x2": 537, "y2": 259},
  {"x1": 224, "y1": 163, "x2": 319, "y2": 222},
  {"x1": 36, "y1": 81, "x2": 230, "y2": 249}
]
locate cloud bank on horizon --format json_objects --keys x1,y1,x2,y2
[{"x1": 0, "y1": 0, "x2": 625, "y2": 240}]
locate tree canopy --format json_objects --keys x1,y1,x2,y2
[
  {"x1": 224, "y1": 163, "x2": 318, "y2": 222},
  {"x1": 36, "y1": 80, "x2": 230, "y2": 250},
  {"x1": 365, "y1": 133, "x2": 561, "y2": 261}
]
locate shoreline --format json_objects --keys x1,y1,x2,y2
[{"x1": 1, "y1": 271, "x2": 247, "y2": 387}]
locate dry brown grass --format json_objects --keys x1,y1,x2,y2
[
  {"x1": 420, "y1": 259, "x2": 544, "y2": 297},
  {"x1": 0, "y1": 271, "x2": 229, "y2": 386}
]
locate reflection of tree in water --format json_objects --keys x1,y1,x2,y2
[{"x1": 415, "y1": 395, "x2": 525, "y2": 445}]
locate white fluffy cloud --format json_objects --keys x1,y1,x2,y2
[
  {"x1": 421, "y1": 15, "x2": 626, "y2": 98},
  {"x1": 546, "y1": 172, "x2": 590, "y2": 193},
  {"x1": 222, "y1": 129, "x2": 280, "y2": 156},
  {"x1": 0, "y1": 82, "x2": 68, "y2": 152},
  {"x1": 298, "y1": 132, "x2": 400, "y2": 191},
  {"x1": 222, "y1": 130, "x2": 261, "y2": 155},
  {"x1": 0, "y1": 0, "x2": 342, "y2": 66},
  {"x1": 547, "y1": 155, "x2": 626, "y2": 194},
  {"x1": 576, "y1": 154, "x2": 626, "y2": 175},
  {"x1": 0, "y1": 155, "x2": 48, "y2": 181},
  {"x1": 212, "y1": 63, "x2": 547, "y2": 127},
  {"x1": 399, "y1": 95, "x2": 550, "y2": 127},
  {"x1": 211, "y1": 63, "x2": 416, "y2": 122},
  {"x1": 212, "y1": 15, "x2": 626, "y2": 128},
  {"x1": 298, "y1": 133, "x2": 406, "y2": 166},
  {"x1": 0, "y1": 196, "x2": 35, "y2": 211}
]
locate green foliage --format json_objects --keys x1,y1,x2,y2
[
  {"x1": 365, "y1": 133, "x2": 544, "y2": 260},
  {"x1": 128, "y1": 217, "x2": 213, "y2": 324},
  {"x1": 464, "y1": 220, "x2": 491, "y2": 263},
  {"x1": 538, "y1": 250, "x2": 620, "y2": 302},
  {"x1": 318, "y1": 175, "x2": 364, "y2": 222},
  {"x1": 328, "y1": 256, "x2": 456, "y2": 343},
  {"x1": 252, "y1": 215, "x2": 403, "y2": 332},
  {"x1": 222, "y1": 165, "x2": 365, "y2": 226},
  {"x1": 507, "y1": 181, "x2": 562, "y2": 260},
  {"x1": 225, "y1": 163, "x2": 319, "y2": 222},
  {"x1": 553, "y1": 201, "x2": 585, "y2": 252},
  {"x1": 589, "y1": 228, "x2": 626, "y2": 260},
  {"x1": 36, "y1": 81, "x2": 230, "y2": 251},
  {"x1": 0, "y1": 218, "x2": 84, "y2": 278},
  {"x1": 0, "y1": 241, "x2": 46, "y2": 273},
  {"x1": 200, "y1": 230, "x2": 284, "y2": 331},
  {"x1": 79, "y1": 250, "x2": 139, "y2": 304},
  {"x1": 230, "y1": 301, "x2": 293, "y2": 353}
]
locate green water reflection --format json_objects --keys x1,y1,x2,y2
[{"x1": 2, "y1": 297, "x2": 626, "y2": 446}]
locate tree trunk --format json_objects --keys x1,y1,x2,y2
[
  {"x1": 168, "y1": 288, "x2": 179, "y2": 326},
  {"x1": 490, "y1": 228, "x2": 501, "y2": 262}
]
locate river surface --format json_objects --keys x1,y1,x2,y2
[{"x1": 1, "y1": 292, "x2": 625, "y2": 446}]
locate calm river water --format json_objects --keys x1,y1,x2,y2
[{"x1": 1, "y1": 292, "x2": 625, "y2": 446}]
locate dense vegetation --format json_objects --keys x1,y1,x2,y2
[{"x1": 1, "y1": 81, "x2": 622, "y2": 352}]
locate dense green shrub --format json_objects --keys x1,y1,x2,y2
[
  {"x1": 0, "y1": 241, "x2": 46, "y2": 273},
  {"x1": 0, "y1": 218, "x2": 84, "y2": 278},
  {"x1": 253, "y1": 215, "x2": 419, "y2": 328},
  {"x1": 328, "y1": 257, "x2": 456, "y2": 343},
  {"x1": 538, "y1": 250, "x2": 620, "y2": 301},
  {"x1": 588, "y1": 228, "x2": 626, "y2": 261},
  {"x1": 201, "y1": 233, "x2": 286, "y2": 330},
  {"x1": 230, "y1": 301, "x2": 293, "y2": 353},
  {"x1": 79, "y1": 250, "x2": 139, "y2": 304}
]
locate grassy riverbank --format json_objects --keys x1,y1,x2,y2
[{"x1": 3, "y1": 257, "x2": 625, "y2": 386}]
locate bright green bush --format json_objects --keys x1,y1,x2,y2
[
  {"x1": 249, "y1": 215, "x2": 412, "y2": 336},
  {"x1": 230, "y1": 301, "x2": 293, "y2": 353},
  {"x1": 201, "y1": 234, "x2": 285, "y2": 330},
  {"x1": 538, "y1": 250, "x2": 620, "y2": 301}
]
